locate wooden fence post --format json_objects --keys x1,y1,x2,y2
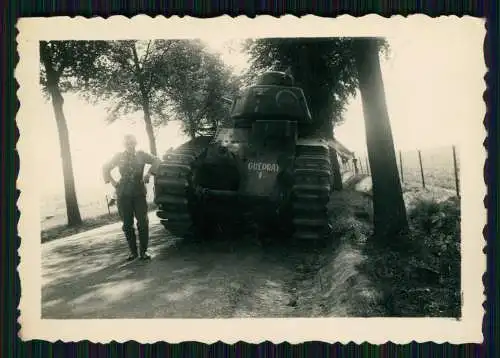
[
  {"x1": 365, "y1": 157, "x2": 370, "y2": 176},
  {"x1": 105, "y1": 195, "x2": 111, "y2": 215},
  {"x1": 359, "y1": 157, "x2": 364, "y2": 174},
  {"x1": 418, "y1": 150, "x2": 425, "y2": 189},
  {"x1": 399, "y1": 150, "x2": 404, "y2": 183},
  {"x1": 452, "y1": 145, "x2": 460, "y2": 198}
]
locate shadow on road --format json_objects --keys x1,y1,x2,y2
[
  {"x1": 42, "y1": 221, "x2": 304, "y2": 319},
  {"x1": 41, "y1": 175, "x2": 381, "y2": 319}
]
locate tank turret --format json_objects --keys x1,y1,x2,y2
[
  {"x1": 256, "y1": 71, "x2": 295, "y2": 86},
  {"x1": 229, "y1": 71, "x2": 312, "y2": 123}
]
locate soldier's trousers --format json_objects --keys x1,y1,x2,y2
[{"x1": 117, "y1": 193, "x2": 149, "y2": 255}]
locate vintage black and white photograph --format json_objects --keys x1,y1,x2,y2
[{"x1": 17, "y1": 15, "x2": 485, "y2": 343}]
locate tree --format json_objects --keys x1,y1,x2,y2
[
  {"x1": 39, "y1": 40, "x2": 109, "y2": 226},
  {"x1": 163, "y1": 49, "x2": 240, "y2": 138},
  {"x1": 80, "y1": 40, "x2": 172, "y2": 156},
  {"x1": 352, "y1": 38, "x2": 408, "y2": 241},
  {"x1": 80, "y1": 40, "x2": 236, "y2": 153}
]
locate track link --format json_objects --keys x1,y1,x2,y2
[
  {"x1": 291, "y1": 144, "x2": 333, "y2": 244},
  {"x1": 154, "y1": 141, "x2": 207, "y2": 238}
]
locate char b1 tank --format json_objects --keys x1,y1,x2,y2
[{"x1": 153, "y1": 70, "x2": 341, "y2": 242}]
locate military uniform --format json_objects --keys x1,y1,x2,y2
[{"x1": 103, "y1": 150, "x2": 160, "y2": 260}]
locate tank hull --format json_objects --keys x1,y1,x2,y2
[{"x1": 154, "y1": 134, "x2": 336, "y2": 243}]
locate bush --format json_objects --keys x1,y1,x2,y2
[
  {"x1": 361, "y1": 196, "x2": 461, "y2": 317},
  {"x1": 407, "y1": 198, "x2": 460, "y2": 283}
]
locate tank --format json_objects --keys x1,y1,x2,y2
[{"x1": 153, "y1": 71, "x2": 342, "y2": 242}]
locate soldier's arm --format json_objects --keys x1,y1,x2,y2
[
  {"x1": 141, "y1": 151, "x2": 161, "y2": 176},
  {"x1": 102, "y1": 153, "x2": 121, "y2": 186}
]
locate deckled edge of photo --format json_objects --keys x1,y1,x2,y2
[{"x1": 15, "y1": 14, "x2": 487, "y2": 344}]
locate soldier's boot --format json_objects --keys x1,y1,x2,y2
[
  {"x1": 137, "y1": 218, "x2": 151, "y2": 260},
  {"x1": 119, "y1": 195, "x2": 138, "y2": 261},
  {"x1": 123, "y1": 224, "x2": 138, "y2": 261}
]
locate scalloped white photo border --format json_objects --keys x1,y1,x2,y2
[{"x1": 15, "y1": 14, "x2": 487, "y2": 344}]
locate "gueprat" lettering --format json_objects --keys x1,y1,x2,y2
[{"x1": 248, "y1": 162, "x2": 280, "y2": 173}]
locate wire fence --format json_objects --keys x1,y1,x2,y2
[{"x1": 350, "y1": 145, "x2": 461, "y2": 198}]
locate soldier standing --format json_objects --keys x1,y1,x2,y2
[{"x1": 103, "y1": 134, "x2": 161, "y2": 261}]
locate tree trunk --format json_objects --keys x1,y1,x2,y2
[
  {"x1": 39, "y1": 41, "x2": 82, "y2": 227},
  {"x1": 354, "y1": 38, "x2": 408, "y2": 242},
  {"x1": 131, "y1": 42, "x2": 158, "y2": 156},
  {"x1": 48, "y1": 84, "x2": 83, "y2": 227},
  {"x1": 319, "y1": 112, "x2": 333, "y2": 138},
  {"x1": 308, "y1": 92, "x2": 333, "y2": 138},
  {"x1": 318, "y1": 99, "x2": 334, "y2": 138},
  {"x1": 141, "y1": 99, "x2": 157, "y2": 156}
]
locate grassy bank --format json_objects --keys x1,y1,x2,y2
[
  {"x1": 288, "y1": 188, "x2": 384, "y2": 317},
  {"x1": 41, "y1": 203, "x2": 157, "y2": 243},
  {"x1": 360, "y1": 196, "x2": 461, "y2": 317},
  {"x1": 299, "y1": 183, "x2": 461, "y2": 317}
]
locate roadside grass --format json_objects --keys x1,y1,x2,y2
[
  {"x1": 290, "y1": 186, "x2": 383, "y2": 317},
  {"x1": 41, "y1": 203, "x2": 157, "y2": 243},
  {"x1": 308, "y1": 181, "x2": 461, "y2": 317},
  {"x1": 321, "y1": 189, "x2": 384, "y2": 316},
  {"x1": 360, "y1": 195, "x2": 461, "y2": 317}
]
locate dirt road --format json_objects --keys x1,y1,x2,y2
[{"x1": 42, "y1": 174, "x2": 383, "y2": 319}]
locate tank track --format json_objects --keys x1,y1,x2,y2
[
  {"x1": 291, "y1": 144, "x2": 333, "y2": 244},
  {"x1": 154, "y1": 142, "x2": 206, "y2": 238}
]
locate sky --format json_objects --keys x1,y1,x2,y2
[{"x1": 34, "y1": 19, "x2": 485, "y2": 199}]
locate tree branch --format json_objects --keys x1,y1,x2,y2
[
  {"x1": 40, "y1": 42, "x2": 60, "y2": 87},
  {"x1": 55, "y1": 44, "x2": 72, "y2": 79},
  {"x1": 145, "y1": 41, "x2": 174, "y2": 93},
  {"x1": 142, "y1": 40, "x2": 152, "y2": 66},
  {"x1": 131, "y1": 42, "x2": 142, "y2": 78},
  {"x1": 131, "y1": 41, "x2": 149, "y2": 99},
  {"x1": 192, "y1": 97, "x2": 212, "y2": 124}
]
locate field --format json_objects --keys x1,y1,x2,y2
[
  {"x1": 395, "y1": 145, "x2": 460, "y2": 192},
  {"x1": 40, "y1": 182, "x2": 156, "y2": 231},
  {"x1": 356, "y1": 145, "x2": 460, "y2": 193}
]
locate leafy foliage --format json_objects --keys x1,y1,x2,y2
[
  {"x1": 408, "y1": 198, "x2": 461, "y2": 272},
  {"x1": 361, "y1": 196, "x2": 461, "y2": 317},
  {"x1": 77, "y1": 39, "x2": 238, "y2": 140},
  {"x1": 40, "y1": 40, "x2": 111, "y2": 97},
  {"x1": 163, "y1": 49, "x2": 240, "y2": 137},
  {"x1": 78, "y1": 40, "x2": 178, "y2": 125}
]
